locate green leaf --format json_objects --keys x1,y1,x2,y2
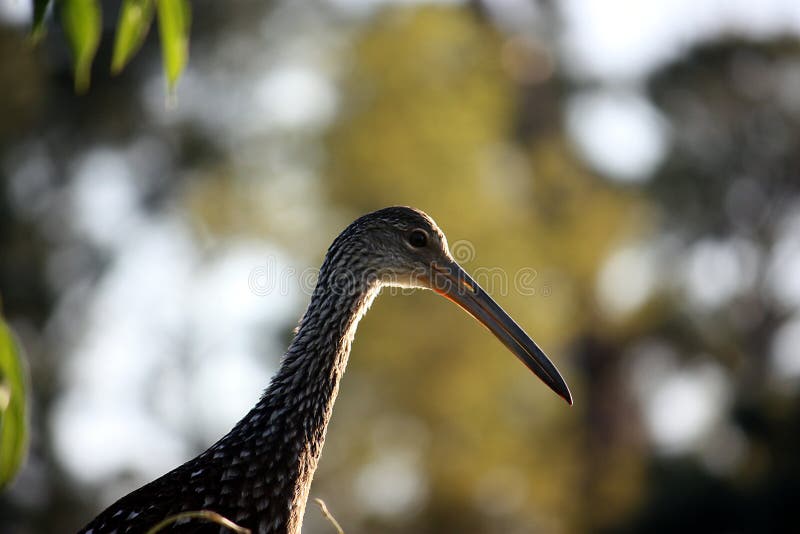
[
  {"x1": 156, "y1": 0, "x2": 191, "y2": 91},
  {"x1": 31, "y1": 0, "x2": 53, "y2": 42},
  {"x1": 0, "y1": 317, "x2": 28, "y2": 490},
  {"x1": 60, "y1": 0, "x2": 102, "y2": 93},
  {"x1": 111, "y1": 0, "x2": 155, "y2": 75}
]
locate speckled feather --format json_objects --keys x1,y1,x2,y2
[{"x1": 78, "y1": 207, "x2": 444, "y2": 534}]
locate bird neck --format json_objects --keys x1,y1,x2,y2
[
  {"x1": 226, "y1": 266, "x2": 381, "y2": 532},
  {"x1": 284, "y1": 267, "x2": 380, "y2": 387}
]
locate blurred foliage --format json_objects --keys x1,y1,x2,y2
[
  {"x1": 60, "y1": 0, "x2": 101, "y2": 92},
  {"x1": 648, "y1": 38, "x2": 800, "y2": 235},
  {"x1": 111, "y1": 0, "x2": 155, "y2": 75},
  {"x1": 31, "y1": 0, "x2": 49, "y2": 40},
  {"x1": 1, "y1": 1, "x2": 799, "y2": 534},
  {"x1": 155, "y1": 0, "x2": 190, "y2": 90},
  {"x1": 0, "y1": 312, "x2": 28, "y2": 490},
  {"x1": 33, "y1": 0, "x2": 189, "y2": 92}
]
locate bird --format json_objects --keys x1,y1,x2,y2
[{"x1": 78, "y1": 206, "x2": 571, "y2": 534}]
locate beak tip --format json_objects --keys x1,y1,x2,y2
[{"x1": 557, "y1": 384, "x2": 573, "y2": 406}]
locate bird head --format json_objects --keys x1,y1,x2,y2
[{"x1": 333, "y1": 206, "x2": 572, "y2": 405}]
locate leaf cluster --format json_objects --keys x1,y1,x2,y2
[{"x1": 32, "y1": 0, "x2": 190, "y2": 93}]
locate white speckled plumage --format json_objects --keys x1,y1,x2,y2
[{"x1": 78, "y1": 206, "x2": 571, "y2": 533}]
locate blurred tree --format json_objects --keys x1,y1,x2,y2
[
  {"x1": 604, "y1": 38, "x2": 800, "y2": 534},
  {"x1": 322, "y1": 6, "x2": 648, "y2": 533}
]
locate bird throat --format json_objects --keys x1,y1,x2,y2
[{"x1": 227, "y1": 275, "x2": 382, "y2": 533}]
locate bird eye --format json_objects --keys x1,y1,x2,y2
[{"x1": 408, "y1": 229, "x2": 428, "y2": 248}]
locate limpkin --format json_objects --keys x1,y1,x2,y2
[{"x1": 79, "y1": 206, "x2": 571, "y2": 534}]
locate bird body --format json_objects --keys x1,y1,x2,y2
[{"x1": 79, "y1": 207, "x2": 570, "y2": 534}]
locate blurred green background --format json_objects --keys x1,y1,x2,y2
[{"x1": 1, "y1": 1, "x2": 799, "y2": 532}]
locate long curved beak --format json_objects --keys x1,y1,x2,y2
[{"x1": 429, "y1": 261, "x2": 572, "y2": 405}]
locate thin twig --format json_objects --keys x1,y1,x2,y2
[
  {"x1": 145, "y1": 510, "x2": 251, "y2": 534},
  {"x1": 315, "y1": 498, "x2": 346, "y2": 534}
]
